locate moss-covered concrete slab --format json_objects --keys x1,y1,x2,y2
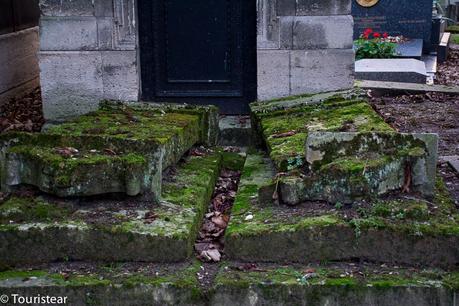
[
  {"x1": 278, "y1": 131, "x2": 439, "y2": 204},
  {"x1": 225, "y1": 154, "x2": 459, "y2": 267},
  {"x1": 250, "y1": 91, "x2": 394, "y2": 171},
  {"x1": 0, "y1": 153, "x2": 221, "y2": 265},
  {"x1": 0, "y1": 261, "x2": 457, "y2": 306},
  {"x1": 0, "y1": 262, "x2": 203, "y2": 306},
  {"x1": 3, "y1": 146, "x2": 149, "y2": 197},
  {"x1": 213, "y1": 264, "x2": 459, "y2": 306},
  {"x1": 0, "y1": 103, "x2": 215, "y2": 199}
]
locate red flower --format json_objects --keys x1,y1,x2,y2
[
  {"x1": 373, "y1": 32, "x2": 381, "y2": 38},
  {"x1": 363, "y1": 28, "x2": 373, "y2": 35},
  {"x1": 383, "y1": 32, "x2": 389, "y2": 38}
]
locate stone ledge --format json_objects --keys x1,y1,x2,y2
[{"x1": 0, "y1": 261, "x2": 457, "y2": 306}]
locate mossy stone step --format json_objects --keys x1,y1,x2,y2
[
  {"x1": 225, "y1": 154, "x2": 459, "y2": 267},
  {"x1": 250, "y1": 90, "x2": 394, "y2": 171},
  {"x1": 4, "y1": 146, "x2": 148, "y2": 197},
  {"x1": 279, "y1": 131, "x2": 439, "y2": 204},
  {"x1": 0, "y1": 152, "x2": 221, "y2": 265},
  {"x1": 0, "y1": 103, "x2": 217, "y2": 199},
  {"x1": 0, "y1": 262, "x2": 458, "y2": 306}
]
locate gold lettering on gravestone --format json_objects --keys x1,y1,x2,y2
[{"x1": 356, "y1": 0, "x2": 380, "y2": 7}]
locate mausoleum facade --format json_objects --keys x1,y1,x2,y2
[{"x1": 38, "y1": 0, "x2": 354, "y2": 121}]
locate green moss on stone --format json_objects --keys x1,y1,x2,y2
[
  {"x1": 0, "y1": 197, "x2": 70, "y2": 223},
  {"x1": 252, "y1": 95, "x2": 394, "y2": 171}
]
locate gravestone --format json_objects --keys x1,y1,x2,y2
[{"x1": 352, "y1": 0, "x2": 433, "y2": 52}]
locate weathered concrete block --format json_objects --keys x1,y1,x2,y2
[
  {"x1": 101, "y1": 50, "x2": 139, "y2": 100},
  {"x1": 293, "y1": 16, "x2": 353, "y2": 49},
  {"x1": 4, "y1": 147, "x2": 152, "y2": 197},
  {"x1": 218, "y1": 116, "x2": 254, "y2": 147},
  {"x1": 290, "y1": 49, "x2": 355, "y2": 95},
  {"x1": 97, "y1": 17, "x2": 115, "y2": 49},
  {"x1": 94, "y1": 0, "x2": 114, "y2": 17},
  {"x1": 40, "y1": 17, "x2": 98, "y2": 51},
  {"x1": 355, "y1": 59, "x2": 428, "y2": 84},
  {"x1": 40, "y1": 51, "x2": 104, "y2": 121},
  {"x1": 277, "y1": 0, "x2": 352, "y2": 16},
  {"x1": 39, "y1": 0, "x2": 95, "y2": 17},
  {"x1": 281, "y1": 16, "x2": 353, "y2": 50},
  {"x1": 296, "y1": 0, "x2": 352, "y2": 15},
  {"x1": 257, "y1": 50, "x2": 290, "y2": 100},
  {"x1": 257, "y1": 0, "x2": 280, "y2": 49},
  {"x1": 0, "y1": 27, "x2": 39, "y2": 104},
  {"x1": 277, "y1": 131, "x2": 439, "y2": 204}
]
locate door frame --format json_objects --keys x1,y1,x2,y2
[{"x1": 137, "y1": 0, "x2": 257, "y2": 114}]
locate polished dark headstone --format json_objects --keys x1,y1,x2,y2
[
  {"x1": 352, "y1": 0, "x2": 433, "y2": 52},
  {"x1": 394, "y1": 39, "x2": 423, "y2": 59}
]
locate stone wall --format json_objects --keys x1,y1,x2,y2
[
  {"x1": 0, "y1": 27, "x2": 40, "y2": 106},
  {"x1": 257, "y1": 0, "x2": 354, "y2": 100},
  {"x1": 39, "y1": 0, "x2": 139, "y2": 121},
  {"x1": 39, "y1": 0, "x2": 354, "y2": 121}
]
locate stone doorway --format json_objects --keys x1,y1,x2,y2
[{"x1": 137, "y1": 0, "x2": 257, "y2": 114}]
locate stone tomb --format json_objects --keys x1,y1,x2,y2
[{"x1": 0, "y1": 92, "x2": 458, "y2": 305}]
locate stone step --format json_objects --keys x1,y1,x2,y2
[
  {"x1": 250, "y1": 91, "x2": 394, "y2": 171},
  {"x1": 0, "y1": 152, "x2": 221, "y2": 266},
  {"x1": 3, "y1": 145, "x2": 149, "y2": 197},
  {"x1": 278, "y1": 131, "x2": 439, "y2": 204},
  {"x1": 218, "y1": 115, "x2": 253, "y2": 147},
  {"x1": 225, "y1": 154, "x2": 459, "y2": 267},
  {"x1": 0, "y1": 261, "x2": 457, "y2": 306},
  {"x1": 0, "y1": 103, "x2": 218, "y2": 200},
  {"x1": 355, "y1": 59, "x2": 428, "y2": 84}
]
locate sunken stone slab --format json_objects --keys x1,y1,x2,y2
[
  {"x1": 0, "y1": 153, "x2": 221, "y2": 265},
  {"x1": 277, "y1": 131, "x2": 439, "y2": 204},
  {"x1": 225, "y1": 159, "x2": 459, "y2": 267},
  {"x1": 355, "y1": 59, "x2": 428, "y2": 84}
]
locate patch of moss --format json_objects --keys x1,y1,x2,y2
[
  {"x1": 215, "y1": 264, "x2": 456, "y2": 291},
  {"x1": 47, "y1": 108, "x2": 200, "y2": 145},
  {"x1": 0, "y1": 270, "x2": 110, "y2": 287},
  {"x1": 220, "y1": 151, "x2": 246, "y2": 171},
  {"x1": 452, "y1": 34, "x2": 459, "y2": 45},
  {"x1": 447, "y1": 25, "x2": 459, "y2": 34},
  {"x1": 0, "y1": 197, "x2": 70, "y2": 223},
  {"x1": 252, "y1": 95, "x2": 393, "y2": 170},
  {"x1": 320, "y1": 155, "x2": 393, "y2": 175}
]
